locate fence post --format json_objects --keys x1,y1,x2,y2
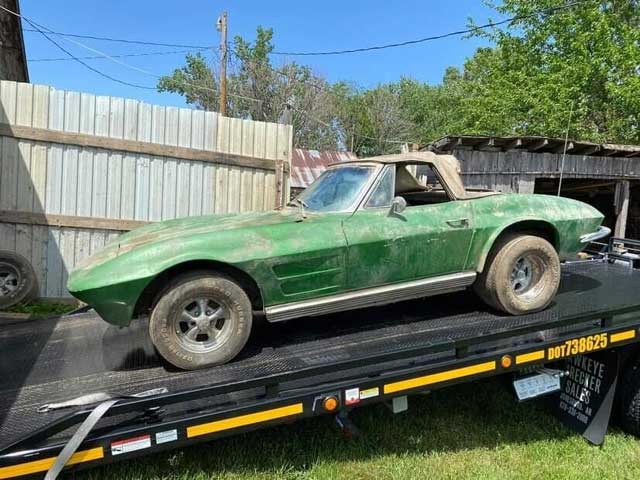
[{"x1": 275, "y1": 160, "x2": 284, "y2": 209}]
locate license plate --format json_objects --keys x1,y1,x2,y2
[{"x1": 513, "y1": 372, "x2": 561, "y2": 401}]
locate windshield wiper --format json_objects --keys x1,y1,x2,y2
[{"x1": 288, "y1": 198, "x2": 308, "y2": 221}]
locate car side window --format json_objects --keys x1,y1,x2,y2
[{"x1": 365, "y1": 166, "x2": 394, "y2": 208}]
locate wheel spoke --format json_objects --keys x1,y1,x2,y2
[
  {"x1": 208, "y1": 307, "x2": 226, "y2": 323},
  {"x1": 181, "y1": 311, "x2": 197, "y2": 324},
  {"x1": 197, "y1": 298, "x2": 209, "y2": 316},
  {"x1": 185, "y1": 326, "x2": 200, "y2": 341}
]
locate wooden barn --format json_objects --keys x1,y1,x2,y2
[{"x1": 428, "y1": 135, "x2": 640, "y2": 240}]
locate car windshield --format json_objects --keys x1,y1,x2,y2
[{"x1": 295, "y1": 165, "x2": 377, "y2": 212}]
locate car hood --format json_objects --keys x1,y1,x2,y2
[
  {"x1": 122, "y1": 209, "x2": 299, "y2": 250},
  {"x1": 75, "y1": 209, "x2": 301, "y2": 271}
]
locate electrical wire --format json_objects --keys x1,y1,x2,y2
[
  {"x1": 12, "y1": 5, "x2": 419, "y2": 145},
  {"x1": 2, "y1": 5, "x2": 258, "y2": 103},
  {"x1": 21, "y1": 1, "x2": 587, "y2": 58},
  {"x1": 271, "y1": 1, "x2": 587, "y2": 56},
  {"x1": 23, "y1": 27, "x2": 213, "y2": 49},
  {"x1": 29, "y1": 48, "x2": 210, "y2": 62},
  {"x1": 1, "y1": 7, "x2": 156, "y2": 90}
]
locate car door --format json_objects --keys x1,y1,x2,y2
[
  {"x1": 342, "y1": 164, "x2": 475, "y2": 290},
  {"x1": 401, "y1": 200, "x2": 475, "y2": 278},
  {"x1": 342, "y1": 165, "x2": 415, "y2": 289}
]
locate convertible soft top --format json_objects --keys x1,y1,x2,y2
[{"x1": 335, "y1": 151, "x2": 499, "y2": 200}]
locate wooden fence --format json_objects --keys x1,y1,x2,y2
[{"x1": 0, "y1": 80, "x2": 292, "y2": 298}]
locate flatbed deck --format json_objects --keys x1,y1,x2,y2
[{"x1": 1, "y1": 260, "x2": 640, "y2": 478}]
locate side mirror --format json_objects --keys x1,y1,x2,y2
[{"x1": 389, "y1": 196, "x2": 407, "y2": 215}]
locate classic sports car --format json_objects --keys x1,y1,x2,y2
[{"x1": 68, "y1": 152, "x2": 610, "y2": 369}]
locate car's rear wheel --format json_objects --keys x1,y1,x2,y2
[
  {"x1": 149, "y1": 272, "x2": 252, "y2": 370},
  {"x1": 474, "y1": 234, "x2": 560, "y2": 315}
]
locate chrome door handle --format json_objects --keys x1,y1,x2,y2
[{"x1": 446, "y1": 218, "x2": 470, "y2": 228}]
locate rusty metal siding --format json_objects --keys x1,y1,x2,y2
[
  {"x1": 290, "y1": 149, "x2": 356, "y2": 189},
  {"x1": 0, "y1": 80, "x2": 292, "y2": 297}
]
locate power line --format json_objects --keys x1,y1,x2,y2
[
  {"x1": 28, "y1": 48, "x2": 210, "y2": 62},
  {"x1": 2, "y1": 5, "x2": 253, "y2": 101},
  {"x1": 23, "y1": 27, "x2": 213, "y2": 49},
  {"x1": 12, "y1": 6, "x2": 417, "y2": 145},
  {"x1": 271, "y1": 1, "x2": 587, "y2": 56},
  {"x1": 21, "y1": 1, "x2": 586, "y2": 59},
  {"x1": 0, "y1": 6, "x2": 156, "y2": 90}
]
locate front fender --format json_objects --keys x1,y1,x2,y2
[{"x1": 470, "y1": 217, "x2": 559, "y2": 273}]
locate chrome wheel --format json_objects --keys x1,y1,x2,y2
[
  {"x1": 174, "y1": 298, "x2": 234, "y2": 353},
  {"x1": 0, "y1": 263, "x2": 20, "y2": 297},
  {"x1": 511, "y1": 257, "x2": 533, "y2": 293},
  {"x1": 510, "y1": 254, "x2": 546, "y2": 301}
]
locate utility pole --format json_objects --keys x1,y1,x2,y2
[{"x1": 217, "y1": 11, "x2": 228, "y2": 116}]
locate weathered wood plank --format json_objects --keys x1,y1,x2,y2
[
  {"x1": 188, "y1": 161, "x2": 204, "y2": 216},
  {"x1": 79, "y1": 93, "x2": 96, "y2": 135},
  {"x1": 162, "y1": 158, "x2": 177, "y2": 220},
  {"x1": 45, "y1": 228, "x2": 62, "y2": 297},
  {"x1": 32, "y1": 84, "x2": 49, "y2": 129},
  {"x1": 120, "y1": 154, "x2": 136, "y2": 219},
  {"x1": 15, "y1": 82, "x2": 33, "y2": 127},
  {"x1": 0, "y1": 123, "x2": 281, "y2": 171},
  {"x1": 73, "y1": 147, "x2": 89, "y2": 216},
  {"x1": 176, "y1": 159, "x2": 191, "y2": 218},
  {"x1": 149, "y1": 157, "x2": 164, "y2": 221},
  {"x1": 0, "y1": 209, "x2": 147, "y2": 231},
  {"x1": 61, "y1": 146, "x2": 80, "y2": 216},
  {"x1": 134, "y1": 155, "x2": 150, "y2": 220},
  {"x1": 202, "y1": 163, "x2": 216, "y2": 214},
  {"x1": 0, "y1": 137, "x2": 18, "y2": 210}
]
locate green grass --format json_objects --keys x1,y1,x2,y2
[
  {"x1": 78, "y1": 378, "x2": 640, "y2": 480},
  {"x1": 3, "y1": 301, "x2": 75, "y2": 318}
]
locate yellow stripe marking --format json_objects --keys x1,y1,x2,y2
[
  {"x1": 383, "y1": 361, "x2": 496, "y2": 394},
  {"x1": 187, "y1": 403, "x2": 304, "y2": 438},
  {"x1": 610, "y1": 330, "x2": 636, "y2": 343},
  {"x1": 0, "y1": 447, "x2": 103, "y2": 479},
  {"x1": 515, "y1": 350, "x2": 545, "y2": 365}
]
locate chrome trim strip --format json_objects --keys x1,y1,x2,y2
[
  {"x1": 580, "y1": 226, "x2": 611, "y2": 243},
  {"x1": 265, "y1": 271, "x2": 477, "y2": 322}
]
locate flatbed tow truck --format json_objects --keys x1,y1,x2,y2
[{"x1": 2, "y1": 238, "x2": 640, "y2": 479}]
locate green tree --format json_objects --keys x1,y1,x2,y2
[
  {"x1": 158, "y1": 27, "x2": 340, "y2": 150},
  {"x1": 458, "y1": 0, "x2": 640, "y2": 143},
  {"x1": 397, "y1": 68, "x2": 466, "y2": 145},
  {"x1": 331, "y1": 82, "x2": 416, "y2": 157}
]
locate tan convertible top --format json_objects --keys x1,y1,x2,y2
[{"x1": 335, "y1": 151, "x2": 499, "y2": 200}]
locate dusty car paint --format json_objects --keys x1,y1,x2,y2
[{"x1": 68, "y1": 154, "x2": 604, "y2": 327}]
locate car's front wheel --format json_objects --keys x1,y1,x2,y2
[
  {"x1": 474, "y1": 234, "x2": 560, "y2": 315},
  {"x1": 149, "y1": 272, "x2": 252, "y2": 370}
]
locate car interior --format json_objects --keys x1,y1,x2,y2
[{"x1": 394, "y1": 162, "x2": 452, "y2": 206}]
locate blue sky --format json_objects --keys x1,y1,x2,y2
[{"x1": 21, "y1": 0, "x2": 498, "y2": 107}]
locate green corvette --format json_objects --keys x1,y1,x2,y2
[{"x1": 68, "y1": 152, "x2": 609, "y2": 369}]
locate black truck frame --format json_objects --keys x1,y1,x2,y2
[{"x1": 1, "y1": 238, "x2": 640, "y2": 479}]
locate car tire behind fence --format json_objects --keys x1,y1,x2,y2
[
  {"x1": 618, "y1": 351, "x2": 640, "y2": 438},
  {"x1": 149, "y1": 272, "x2": 253, "y2": 370},
  {"x1": 0, "y1": 251, "x2": 38, "y2": 309},
  {"x1": 474, "y1": 234, "x2": 560, "y2": 315}
]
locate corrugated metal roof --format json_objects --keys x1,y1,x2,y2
[
  {"x1": 290, "y1": 149, "x2": 357, "y2": 188},
  {"x1": 428, "y1": 135, "x2": 640, "y2": 158}
]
